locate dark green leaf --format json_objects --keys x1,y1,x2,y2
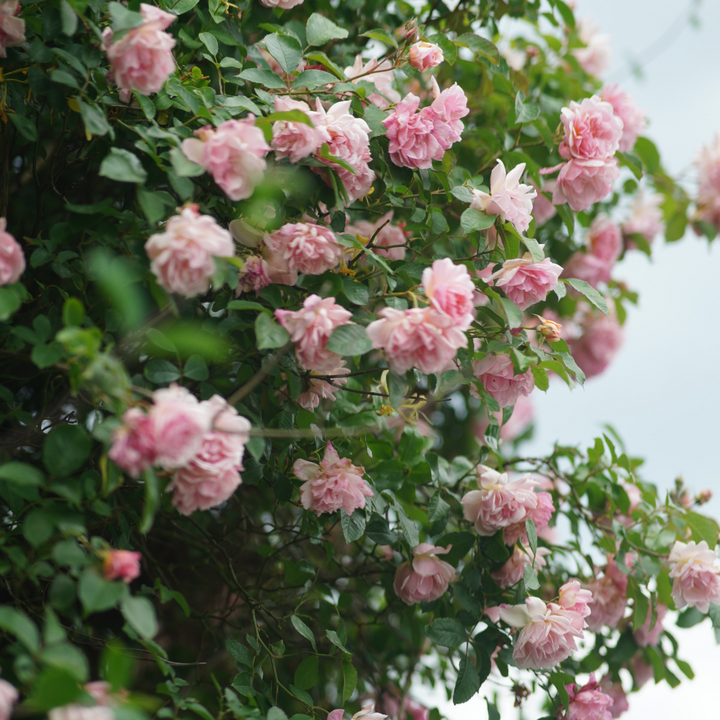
[
  {"x1": 255, "y1": 313, "x2": 290, "y2": 350},
  {"x1": 264, "y1": 33, "x2": 303, "y2": 74},
  {"x1": 340, "y1": 509, "x2": 366, "y2": 543},
  {"x1": 9, "y1": 114, "x2": 38, "y2": 142},
  {"x1": 306, "y1": 14, "x2": 348, "y2": 46},
  {"x1": 461, "y1": 208, "x2": 495, "y2": 233},
  {"x1": 238, "y1": 68, "x2": 286, "y2": 89},
  {"x1": 99, "y1": 149, "x2": 147, "y2": 183},
  {"x1": 325, "y1": 324, "x2": 372, "y2": 356},
  {"x1": 293, "y1": 656, "x2": 319, "y2": 690},
  {"x1": 566, "y1": 278, "x2": 608, "y2": 315},
  {"x1": 0, "y1": 462, "x2": 45, "y2": 487},
  {"x1": 426, "y1": 618, "x2": 466, "y2": 647},
  {"x1": 43, "y1": 424, "x2": 91, "y2": 477},
  {"x1": 78, "y1": 570, "x2": 127, "y2": 613},
  {"x1": 120, "y1": 596, "x2": 158, "y2": 639},
  {"x1": 341, "y1": 661, "x2": 357, "y2": 704},
  {"x1": 290, "y1": 616, "x2": 317, "y2": 652},
  {"x1": 453, "y1": 656, "x2": 480, "y2": 704}
]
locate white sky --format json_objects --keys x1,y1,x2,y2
[{"x1": 418, "y1": 1, "x2": 720, "y2": 717}]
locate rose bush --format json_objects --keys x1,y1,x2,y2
[{"x1": 0, "y1": 1, "x2": 719, "y2": 720}]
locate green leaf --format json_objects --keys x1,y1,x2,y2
[
  {"x1": 144, "y1": 359, "x2": 180, "y2": 384},
  {"x1": 238, "y1": 68, "x2": 286, "y2": 89},
  {"x1": 325, "y1": 324, "x2": 372, "y2": 356},
  {"x1": 340, "y1": 509, "x2": 366, "y2": 543},
  {"x1": 255, "y1": 313, "x2": 290, "y2": 350},
  {"x1": 523, "y1": 237, "x2": 544, "y2": 262},
  {"x1": 290, "y1": 616, "x2": 317, "y2": 652},
  {"x1": 264, "y1": 33, "x2": 303, "y2": 74},
  {"x1": 566, "y1": 278, "x2": 608, "y2": 315},
  {"x1": 526, "y1": 517, "x2": 537, "y2": 555},
  {"x1": 140, "y1": 468, "x2": 160, "y2": 534},
  {"x1": 515, "y1": 92, "x2": 540, "y2": 124},
  {"x1": 397, "y1": 507, "x2": 420, "y2": 546},
  {"x1": 485, "y1": 700, "x2": 500, "y2": 720},
  {"x1": 49, "y1": 69, "x2": 80, "y2": 89},
  {"x1": 26, "y1": 668, "x2": 83, "y2": 712},
  {"x1": 169, "y1": 147, "x2": 206, "y2": 177},
  {"x1": 99, "y1": 148, "x2": 147, "y2": 183},
  {"x1": 633, "y1": 137, "x2": 660, "y2": 173},
  {"x1": 619, "y1": 152, "x2": 643, "y2": 180},
  {"x1": 388, "y1": 370, "x2": 407, "y2": 409},
  {"x1": 450, "y1": 186, "x2": 474, "y2": 204},
  {"x1": 78, "y1": 570, "x2": 127, "y2": 613},
  {"x1": 500, "y1": 298, "x2": 523, "y2": 329},
  {"x1": 0, "y1": 461, "x2": 45, "y2": 487},
  {"x1": 41, "y1": 643, "x2": 88, "y2": 682},
  {"x1": 306, "y1": 13, "x2": 349, "y2": 46},
  {"x1": 267, "y1": 708, "x2": 288, "y2": 720},
  {"x1": 292, "y1": 70, "x2": 338, "y2": 89},
  {"x1": 455, "y1": 33, "x2": 499, "y2": 64},
  {"x1": 461, "y1": 207, "x2": 495, "y2": 233},
  {"x1": 359, "y1": 28, "x2": 397, "y2": 48},
  {"x1": 60, "y1": 0, "x2": 78, "y2": 35},
  {"x1": 43, "y1": 424, "x2": 91, "y2": 477},
  {"x1": 341, "y1": 661, "x2": 357, "y2": 704},
  {"x1": 79, "y1": 99, "x2": 110, "y2": 136},
  {"x1": 184, "y1": 354, "x2": 209, "y2": 381},
  {"x1": 63, "y1": 297, "x2": 85, "y2": 327},
  {"x1": 632, "y1": 590, "x2": 649, "y2": 631},
  {"x1": 198, "y1": 31, "x2": 218, "y2": 56},
  {"x1": 258, "y1": 110, "x2": 315, "y2": 127},
  {"x1": 556, "y1": 203, "x2": 574, "y2": 237},
  {"x1": 227, "y1": 639, "x2": 254, "y2": 667},
  {"x1": 0, "y1": 287, "x2": 21, "y2": 320},
  {"x1": 453, "y1": 656, "x2": 480, "y2": 704},
  {"x1": 425, "y1": 618, "x2": 466, "y2": 647},
  {"x1": 32, "y1": 341, "x2": 64, "y2": 369},
  {"x1": 342, "y1": 276, "x2": 370, "y2": 306},
  {"x1": 0, "y1": 606, "x2": 40, "y2": 651},
  {"x1": 121, "y1": 596, "x2": 158, "y2": 639},
  {"x1": 326, "y1": 629, "x2": 351, "y2": 654},
  {"x1": 428, "y1": 492, "x2": 450, "y2": 522},
  {"x1": 523, "y1": 563, "x2": 540, "y2": 590},
  {"x1": 109, "y1": 1, "x2": 143, "y2": 33},
  {"x1": 293, "y1": 656, "x2": 319, "y2": 690},
  {"x1": 665, "y1": 212, "x2": 687, "y2": 242},
  {"x1": 9, "y1": 114, "x2": 38, "y2": 142},
  {"x1": 163, "y1": 0, "x2": 200, "y2": 14},
  {"x1": 685, "y1": 512, "x2": 719, "y2": 549}
]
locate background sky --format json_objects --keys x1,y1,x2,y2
[{"x1": 418, "y1": 0, "x2": 720, "y2": 717}]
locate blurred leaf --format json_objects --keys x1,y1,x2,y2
[{"x1": 99, "y1": 148, "x2": 147, "y2": 183}]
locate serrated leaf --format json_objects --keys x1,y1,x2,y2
[
  {"x1": 451, "y1": 186, "x2": 474, "y2": 204},
  {"x1": 264, "y1": 33, "x2": 303, "y2": 74},
  {"x1": 326, "y1": 324, "x2": 372, "y2": 356},
  {"x1": 428, "y1": 492, "x2": 450, "y2": 522},
  {"x1": 340, "y1": 509, "x2": 366, "y2": 543},
  {"x1": 566, "y1": 278, "x2": 608, "y2": 315},
  {"x1": 99, "y1": 148, "x2": 147, "y2": 183},
  {"x1": 453, "y1": 657, "x2": 480, "y2": 704},
  {"x1": 523, "y1": 237, "x2": 544, "y2": 262},
  {"x1": 461, "y1": 207, "x2": 495, "y2": 233},
  {"x1": 500, "y1": 298, "x2": 523, "y2": 329},
  {"x1": 426, "y1": 618, "x2": 465, "y2": 647},
  {"x1": 238, "y1": 68, "x2": 286, "y2": 89},
  {"x1": 455, "y1": 33, "x2": 499, "y2": 64},
  {"x1": 341, "y1": 661, "x2": 357, "y2": 704},
  {"x1": 292, "y1": 69, "x2": 337, "y2": 89},
  {"x1": 359, "y1": 28, "x2": 397, "y2": 48},
  {"x1": 290, "y1": 616, "x2": 317, "y2": 652},
  {"x1": 525, "y1": 517, "x2": 537, "y2": 555},
  {"x1": 326, "y1": 629, "x2": 351, "y2": 654},
  {"x1": 306, "y1": 14, "x2": 348, "y2": 47},
  {"x1": 293, "y1": 656, "x2": 318, "y2": 690},
  {"x1": 397, "y1": 507, "x2": 419, "y2": 546}
]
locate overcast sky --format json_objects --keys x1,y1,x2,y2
[{"x1": 418, "y1": 0, "x2": 720, "y2": 717}]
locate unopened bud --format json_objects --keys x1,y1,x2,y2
[
  {"x1": 698, "y1": 489, "x2": 713, "y2": 504},
  {"x1": 537, "y1": 316, "x2": 562, "y2": 342}
]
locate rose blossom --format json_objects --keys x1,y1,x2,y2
[
  {"x1": 366, "y1": 306, "x2": 466, "y2": 376},
  {"x1": 181, "y1": 119, "x2": 270, "y2": 201},
  {"x1": 345, "y1": 212, "x2": 408, "y2": 261},
  {"x1": 145, "y1": 206, "x2": 235, "y2": 297},
  {"x1": 377, "y1": 695, "x2": 428, "y2": 720},
  {"x1": 49, "y1": 706, "x2": 113, "y2": 720},
  {"x1": 552, "y1": 158, "x2": 620, "y2": 212},
  {"x1": 600, "y1": 85, "x2": 647, "y2": 153},
  {"x1": 491, "y1": 544, "x2": 551, "y2": 588},
  {"x1": 560, "y1": 674, "x2": 614, "y2": 720},
  {"x1": 622, "y1": 190, "x2": 664, "y2": 245},
  {"x1": 103, "y1": 549, "x2": 142, "y2": 583},
  {"x1": 498, "y1": 596, "x2": 585, "y2": 669},
  {"x1": 559, "y1": 96, "x2": 623, "y2": 162},
  {"x1": 503, "y1": 490, "x2": 554, "y2": 546},
  {"x1": 275, "y1": 295, "x2": 352, "y2": 372},
  {"x1": 296, "y1": 364, "x2": 349, "y2": 410},
  {"x1": 293, "y1": 441, "x2": 373, "y2": 516},
  {"x1": 422, "y1": 258, "x2": 476, "y2": 329},
  {"x1": 559, "y1": 580, "x2": 594, "y2": 621},
  {"x1": 471, "y1": 160, "x2": 537, "y2": 232},
  {"x1": 633, "y1": 603, "x2": 667, "y2": 647},
  {"x1": 573, "y1": 18, "x2": 612, "y2": 78},
  {"x1": 562, "y1": 252, "x2": 613, "y2": 288},
  {"x1": 694, "y1": 135, "x2": 720, "y2": 230},
  {"x1": 344, "y1": 56, "x2": 401, "y2": 109},
  {"x1": 533, "y1": 181, "x2": 557, "y2": 226},
  {"x1": 236, "y1": 255, "x2": 270, "y2": 295},
  {"x1": 569, "y1": 309, "x2": 623, "y2": 379},
  {"x1": 408, "y1": 42, "x2": 444, "y2": 71},
  {"x1": 0, "y1": 678, "x2": 18, "y2": 720},
  {"x1": 258, "y1": 0, "x2": 304, "y2": 10},
  {"x1": 0, "y1": 218, "x2": 25, "y2": 285},
  {"x1": 427, "y1": 78, "x2": 469, "y2": 147},
  {"x1": 490, "y1": 255, "x2": 563, "y2": 310},
  {"x1": 0, "y1": 1, "x2": 24, "y2": 58},
  {"x1": 102, "y1": 4, "x2": 176, "y2": 100},
  {"x1": 328, "y1": 705, "x2": 387, "y2": 720},
  {"x1": 461, "y1": 465, "x2": 546, "y2": 538},
  {"x1": 472, "y1": 354, "x2": 534, "y2": 408},
  {"x1": 537, "y1": 317, "x2": 563, "y2": 343},
  {"x1": 584, "y1": 558, "x2": 628, "y2": 632},
  {"x1": 587, "y1": 215, "x2": 622, "y2": 262},
  {"x1": 599, "y1": 677, "x2": 628, "y2": 719},
  {"x1": 668, "y1": 540, "x2": 720, "y2": 613},
  {"x1": 108, "y1": 408, "x2": 156, "y2": 478},
  {"x1": 264, "y1": 222, "x2": 343, "y2": 276},
  {"x1": 394, "y1": 543, "x2": 457, "y2": 604},
  {"x1": 271, "y1": 97, "x2": 330, "y2": 163},
  {"x1": 149, "y1": 384, "x2": 212, "y2": 470}
]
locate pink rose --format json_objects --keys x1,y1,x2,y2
[
  {"x1": 296, "y1": 364, "x2": 349, "y2": 410},
  {"x1": 461, "y1": 465, "x2": 541, "y2": 537},
  {"x1": 0, "y1": 678, "x2": 18, "y2": 720},
  {"x1": 499, "y1": 597, "x2": 585, "y2": 670},
  {"x1": 573, "y1": 18, "x2": 612, "y2": 77},
  {"x1": 600, "y1": 85, "x2": 647, "y2": 153},
  {"x1": 263, "y1": 242, "x2": 299, "y2": 286},
  {"x1": 559, "y1": 96, "x2": 623, "y2": 162},
  {"x1": 181, "y1": 119, "x2": 270, "y2": 201},
  {"x1": 426, "y1": 78, "x2": 469, "y2": 148},
  {"x1": 344, "y1": 56, "x2": 401, "y2": 109},
  {"x1": 145, "y1": 206, "x2": 235, "y2": 297},
  {"x1": 472, "y1": 353, "x2": 534, "y2": 408},
  {"x1": 422, "y1": 258, "x2": 476, "y2": 329},
  {"x1": 49, "y1": 705, "x2": 114, "y2": 720},
  {"x1": 0, "y1": 217, "x2": 25, "y2": 285},
  {"x1": 552, "y1": 158, "x2": 620, "y2": 211},
  {"x1": 394, "y1": 543, "x2": 456, "y2": 604},
  {"x1": 103, "y1": 549, "x2": 142, "y2": 583},
  {"x1": 474, "y1": 394, "x2": 535, "y2": 444},
  {"x1": 109, "y1": 408, "x2": 157, "y2": 477},
  {"x1": 633, "y1": 603, "x2": 666, "y2": 647},
  {"x1": 0, "y1": 1, "x2": 23, "y2": 58},
  {"x1": 258, "y1": 0, "x2": 304, "y2": 9},
  {"x1": 102, "y1": 4, "x2": 175, "y2": 99},
  {"x1": 558, "y1": 580, "x2": 593, "y2": 620},
  {"x1": 275, "y1": 295, "x2": 352, "y2": 372},
  {"x1": 408, "y1": 42, "x2": 444, "y2": 71},
  {"x1": 562, "y1": 252, "x2": 613, "y2": 288},
  {"x1": 560, "y1": 673, "x2": 613, "y2": 720},
  {"x1": 236, "y1": 255, "x2": 271, "y2": 295},
  {"x1": 471, "y1": 160, "x2": 537, "y2": 232},
  {"x1": 569, "y1": 310, "x2": 623, "y2": 379},
  {"x1": 599, "y1": 677, "x2": 628, "y2": 719},
  {"x1": 491, "y1": 544, "x2": 551, "y2": 588},
  {"x1": 694, "y1": 135, "x2": 720, "y2": 229},
  {"x1": 532, "y1": 181, "x2": 557, "y2": 226},
  {"x1": 346, "y1": 212, "x2": 408, "y2": 261},
  {"x1": 264, "y1": 222, "x2": 343, "y2": 276},
  {"x1": 294, "y1": 441, "x2": 373, "y2": 516},
  {"x1": 84, "y1": 683, "x2": 111, "y2": 706},
  {"x1": 584, "y1": 558, "x2": 628, "y2": 632},
  {"x1": 149, "y1": 384, "x2": 212, "y2": 470},
  {"x1": 502, "y1": 490, "x2": 554, "y2": 546},
  {"x1": 366, "y1": 306, "x2": 466, "y2": 376},
  {"x1": 271, "y1": 97, "x2": 330, "y2": 163},
  {"x1": 622, "y1": 190, "x2": 664, "y2": 245},
  {"x1": 491, "y1": 255, "x2": 562, "y2": 311},
  {"x1": 588, "y1": 215, "x2": 622, "y2": 262},
  {"x1": 668, "y1": 540, "x2": 720, "y2": 613}
]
